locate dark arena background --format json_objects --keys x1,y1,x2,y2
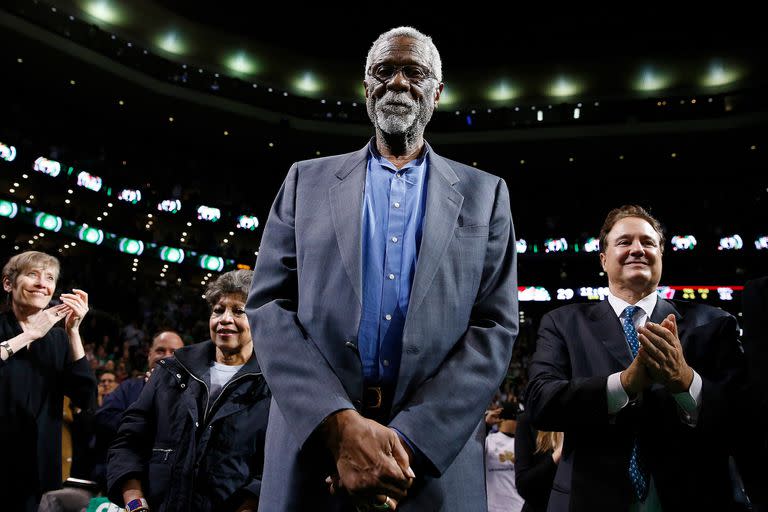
[{"x1": 1, "y1": 1, "x2": 766, "y2": 434}]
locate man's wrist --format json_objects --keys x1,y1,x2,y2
[{"x1": 667, "y1": 366, "x2": 694, "y2": 394}]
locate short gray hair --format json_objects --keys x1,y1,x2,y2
[
  {"x1": 365, "y1": 26, "x2": 443, "y2": 83},
  {"x1": 205, "y1": 270, "x2": 253, "y2": 307}
]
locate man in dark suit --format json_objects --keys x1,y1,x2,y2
[
  {"x1": 246, "y1": 26, "x2": 518, "y2": 511},
  {"x1": 526, "y1": 205, "x2": 746, "y2": 511}
]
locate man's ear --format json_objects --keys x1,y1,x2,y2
[
  {"x1": 363, "y1": 80, "x2": 370, "y2": 99},
  {"x1": 434, "y1": 82, "x2": 444, "y2": 107},
  {"x1": 599, "y1": 252, "x2": 606, "y2": 272}
]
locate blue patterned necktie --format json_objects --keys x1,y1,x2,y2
[{"x1": 622, "y1": 305, "x2": 650, "y2": 502}]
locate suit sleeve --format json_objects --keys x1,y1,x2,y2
[
  {"x1": 525, "y1": 312, "x2": 610, "y2": 431},
  {"x1": 60, "y1": 329, "x2": 97, "y2": 411},
  {"x1": 246, "y1": 163, "x2": 355, "y2": 449},
  {"x1": 388, "y1": 178, "x2": 519, "y2": 475}
]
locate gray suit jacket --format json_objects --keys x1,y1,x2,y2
[{"x1": 247, "y1": 142, "x2": 518, "y2": 511}]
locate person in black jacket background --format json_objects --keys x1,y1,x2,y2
[
  {"x1": 0, "y1": 251, "x2": 95, "y2": 512},
  {"x1": 514, "y1": 410, "x2": 563, "y2": 512},
  {"x1": 107, "y1": 270, "x2": 269, "y2": 512}
]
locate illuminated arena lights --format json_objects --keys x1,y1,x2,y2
[
  {"x1": 515, "y1": 239, "x2": 527, "y2": 254},
  {"x1": 77, "y1": 171, "x2": 103, "y2": 192},
  {"x1": 199, "y1": 255, "x2": 224, "y2": 272},
  {"x1": 756, "y1": 236, "x2": 768, "y2": 250},
  {"x1": 118, "y1": 238, "x2": 144, "y2": 255},
  {"x1": 236, "y1": 215, "x2": 259, "y2": 231},
  {"x1": 544, "y1": 238, "x2": 568, "y2": 253},
  {"x1": 158, "y1": 199, "x2": 182, "y2": 213},
  {"x1": 718, "y1": 234, "x2": 743, "y2": 250},
  {"x1": 34, "y1": 212, "x2": 63, "y2": 232},
  {"x1": 118, "y1": 188, "x2": 142, "y2": 204},
  {"x1": 0, "y1": 199, "x2": 19, "y2": 218},
  {"x1": 34, "y1": 156, "x2": 62, "y2": 177},
  {"x1": 671, "y1": 235, "x2": 697, "y2": 251},
  {"x1": 78, "y1": 225, "x2": 105, "y2": 245},
  {"x1": 160, "y1": 246, "x2": 185, "y2": 264},
  {"x1": 0, "y1": 142, "x2": 17, "y2": 162},
  {"x1": 197, "y1": 205, "x2": 221, "y2": 222},
  {"x1": 519, "y1": 285, "x2": 744, "y2": 302},
  {"x1": 583, "y1": 237, "x2": 600, "y2": 253}
]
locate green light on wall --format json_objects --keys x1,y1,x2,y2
[
  {"x1": 294, "y1": 72, "x2": 323, "y2": 93},
  {"x1": 160, "y1": 246, "x2": 185, "y2": 264},
  {"x1": 548, "y1": 77, "x2": 581, "y2": 97},
  {"x1": 35, "y1": 212, "x2": 63, "y2": 232},
  {"x1": 157, "y1": 31, "x2": 186, "y2": 55},
  {"x1": 78, "y1": 226, "x2": 104, "y2": 245},
  {"x1": 227, "y1": 52, "x2": 258, "y2": 74},
  {"x1": 0, "y1": 200, "x2": 18, "y2": 218},
  {"x1": 488, "y1": 81, "x2": 520, "y2": 102},
  {"x1": 83, "y1": 0, "x2": 121, "y2": 24},
  {"x1": 199, "y1": 255, "x2": 224, "y2": 272},
  {"x1": 118, "y1": 238, "x2": 144, "y2": 255}
]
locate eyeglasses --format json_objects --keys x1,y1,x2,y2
[
  {"x1": 368, "y1": 64, "x2": 434, "y2": 84},
  {"x1": 99, "y1": 378, "x2": 116, "y2": 384}
]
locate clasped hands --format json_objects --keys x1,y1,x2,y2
[
  {"x1": 322, "y1": 409, "x2": 415, "y2": 510},
  {"x1": 620, "y1": 314, "x2": 694, "y2": 397}
]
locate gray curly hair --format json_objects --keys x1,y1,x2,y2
[
  {"x1": 365, "y1": 26, "x2": 443, "y2": 83},
  {"x1": 205, "y1": 269, "x2": 254, "y2": 307}
]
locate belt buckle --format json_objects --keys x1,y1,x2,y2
[{"x1": 365, "y1": 386, "x2": 383, "y2": 409}]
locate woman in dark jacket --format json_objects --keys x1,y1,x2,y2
[
  {"x1": 514, "y1": 410, "x2": 563, "y2": 512},
  {"x1": 0, "y1": 251, "x2": 95, "y2": 512},
  {"x1": 108, "y1": 270, "x2": 270, "y2": 512}
]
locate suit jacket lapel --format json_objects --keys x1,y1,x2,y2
[
  {"x1": 329, "y1": 145, "x2": 369, "y2": 305},
  {"x1": 592, "y1": 300, "x2": 634, "y2": 367},
  {"x1": 650, "y1": 298, "x2": 685, "y2": 345},
  {"x1": 407, "y1": 149, "x2": 463, "y2": 314}
]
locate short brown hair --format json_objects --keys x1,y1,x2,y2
[
  {"x1": 599, "y1": 205, "x2": 665, "y2": 253},
  {"x1": 205, "y1": 270, "x2": 254, "y2": 307},
  {"x1": 2, "y1": 251, "x2": 60, "y2": 286}
]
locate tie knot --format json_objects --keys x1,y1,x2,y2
[{"x1": 623, "y1": 305, "x2": 639, "y2": 320}]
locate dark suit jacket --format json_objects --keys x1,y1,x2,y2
[
  {"x1": 246, "y1": 142, "x2": 518, "y2": 511},
  {"x1": 526, "y1": 299, "x2": 745, "y2": 512}
]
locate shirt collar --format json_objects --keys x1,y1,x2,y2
[
  {"x1": 367, "y1": 138, "x2": 429, "y2": 174},
  {"x1": 607, "y1": 289, "x2": 658, "y2": 320}
]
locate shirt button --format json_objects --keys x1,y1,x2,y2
[
  {"x1": 393, "y1": 202, "x2": 401, "y2": 208},
  {"x1": 391, "y1": 236, "x2": 398, "y2": 243},
  {"x1": 195, "y1": 421, "x2": 199, "y2": 427},
  {"x1": 388, "y1": 274, "x2": 395, "y2": 280},
  {"x1": 383, "y1": 359, "x2": 390, "y2": 366},
  {"x1": 385, "y1": 314, "x2": 392, "y2": 321},
  {"x1": 395, "y1": 173, "x2": 401, "y2": 178}
]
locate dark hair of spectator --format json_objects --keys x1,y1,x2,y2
[{"x1": 599, "y1": 205, "x2": 665, "y2": 254}]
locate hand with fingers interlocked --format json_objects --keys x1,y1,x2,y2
[{"x1": 637, "y1": 314, "x2": 694, "y2": 393}]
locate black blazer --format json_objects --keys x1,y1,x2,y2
[{"x1": 526, "y1": 299, "x2": 746, "y2": 512}]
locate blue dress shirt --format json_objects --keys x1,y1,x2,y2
[{"x1": 358, "y1": 142, "x2": 429, "y2": 386}]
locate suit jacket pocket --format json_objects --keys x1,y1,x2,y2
[{"x1": 454, "y1": 225, "x2": 489, "y2": 238}]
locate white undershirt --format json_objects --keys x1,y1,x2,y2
[{"x1": 209, "y1": 362, "x2": 243, "y2": 401}]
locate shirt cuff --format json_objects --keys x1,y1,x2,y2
[
  {"x1": 607, "y1": 371, "x2": 630, "y2": 414},
  {"x1": 673, "y1": 369, "x2": 702, "y2": 425}
]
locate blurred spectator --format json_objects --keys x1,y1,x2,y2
[
  {"x1": 514, "y1": 410, "x2": 563, "y2": 512},
  {"x1": 486, "y1": 401, "x2": 525, "y2": 512}
]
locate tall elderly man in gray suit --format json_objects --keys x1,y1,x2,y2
[{"x1": 247, "y1": 26, "x2": 518, "y2": 511}]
